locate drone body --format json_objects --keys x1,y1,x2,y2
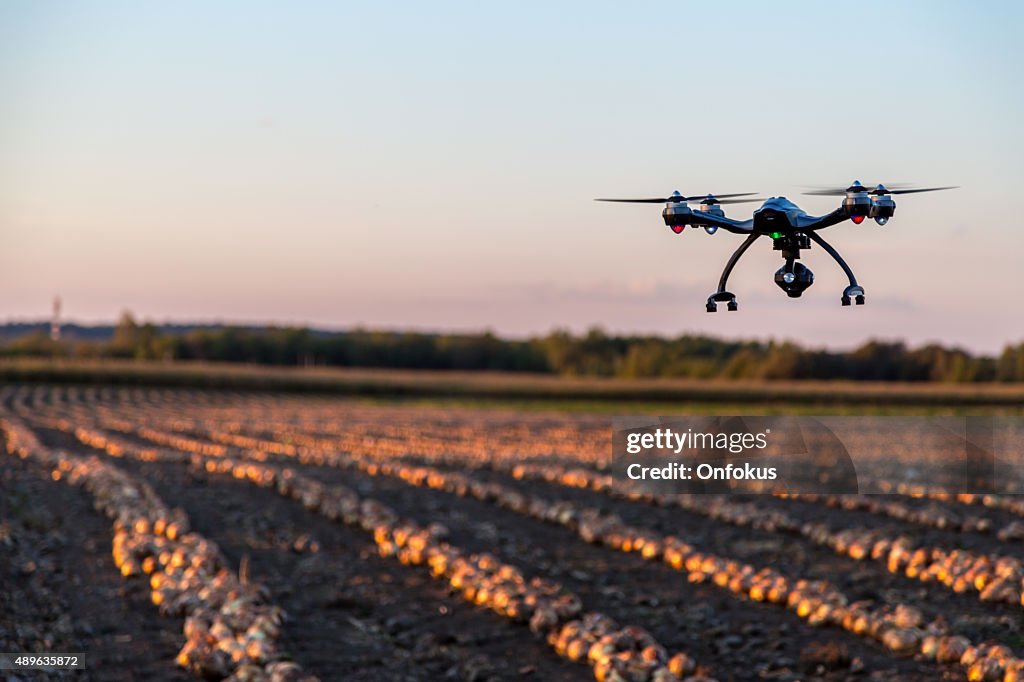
[{"x1": 597, "y1": 181, "x2": 956, "y2": 311}]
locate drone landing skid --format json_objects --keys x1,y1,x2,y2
[
  {"x1": 841, "y1": 285, "x2": 866, "y2": 307},
  {"x1": 706, "y1": 291, "x2": 738, "y2": 313},
  {"x1": 707, "y1": 233, "x2": 759, "y2": 312}
]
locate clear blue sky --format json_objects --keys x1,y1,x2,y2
[{"x1": 2, "y1": 1, "x2": 1022, "y2": 352}]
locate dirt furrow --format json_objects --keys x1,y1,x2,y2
[{"x1": 0, "y1": 446, "x2": 191, "y2": 681}]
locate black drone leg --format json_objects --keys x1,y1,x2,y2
[
  {"x1": 707, "y1": 233, "x2": 760, "y2": 312},
  {"x1": 804, "y1": 231, "x2": 865, "y2": 306}
]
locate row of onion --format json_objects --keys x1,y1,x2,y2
[
  {"x1": 0, "y1": 411, "x2": 314, "y2": 682},
  {"x1": 14, "y1": 400, "x2": 711, "y2": 682}
]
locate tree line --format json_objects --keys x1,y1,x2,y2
[{"x1": 4, "y1": 312, "x2": 1024, "y2": 382}]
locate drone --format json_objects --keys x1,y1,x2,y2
[{"x1": 596, "y1": 181, "x2": 956, "y2": 311}]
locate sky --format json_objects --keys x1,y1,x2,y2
[{"x1": 2, "y1": 1, "x2": 1023, "y2": 353}]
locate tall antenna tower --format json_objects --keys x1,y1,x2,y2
[{"x1": 50, "y1": 296, "x2": 61, "y2": 342}]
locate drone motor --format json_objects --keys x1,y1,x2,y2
[
  {"x1": 663, "y1": 197, "x2": 691, "y2": 233},
  {"x1": 869, "y1": 185, "x2": 897, "y2": 225},
  {"x1": 697, "y1": 197, "x2": 726, "y2": 218},
  {"x1": 841, "y1": 181, "x2": 872, "y2": 224}
]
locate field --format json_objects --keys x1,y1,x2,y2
[
  {"x1": 7, "y1": 359, "x2": 1024, "y2": 411},
  {"x1": 5, "y1": 383, "x2": 1024, "y2": 682}
]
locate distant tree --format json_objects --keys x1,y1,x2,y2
[
  {"x1": 997, "y1": 344, "x2": 1024, "y2": 382},
  {"x1": 721, "y1": 347, "x2": 767, "y2": 379},
  {"x1": 758, "y1": 342, "x2": 804, "y2": 379},
  {"x1": 538, "y1": 329, "x2": 576, "y2": 374},
  {"x1": 3, "y1": 315, "x2": 1024, "y2": 382},
  {"x1": 6, "y1": 331, "x2": 56, "y2": 357},
  {"x1": 110, "y1": 311, "x2": 140, "y2": 358}
]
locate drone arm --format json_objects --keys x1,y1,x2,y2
[
  {"x1": 717, "y1": 233, "x2": 760, "y2": 292},
  {"x1": 805, "y1": 230, "x2": 858, "y2": 287},
  {"x1": 685, "y1": 213, "x2": 755, "y2": 235},
  {"x1": 796, "y1": 207, "x2": 849, "y2": 231}
]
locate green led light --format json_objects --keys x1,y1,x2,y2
[{"x1": 770, "y1": 231, "x2": 783, "y2": 240}]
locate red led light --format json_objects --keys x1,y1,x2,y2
[
  {"x1": 671, "y1": 225, "x2": 684, "y2": 234},
  {"x1": 851, "y1": 215, "x2": 865, "y2": 224}
]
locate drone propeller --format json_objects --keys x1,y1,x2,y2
[
  {"x1": 803, "y1": 181, "x2": 957, "y2": 196},
  {"x1": 870, "y1": 184, "x2": 959, "y2": 196},
  {"x1": 595, "y1": 191, "x2": 757, "y2": 203},
  {"x1": 699, "y1": 195, "x2": 765, "y2": 205}
]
